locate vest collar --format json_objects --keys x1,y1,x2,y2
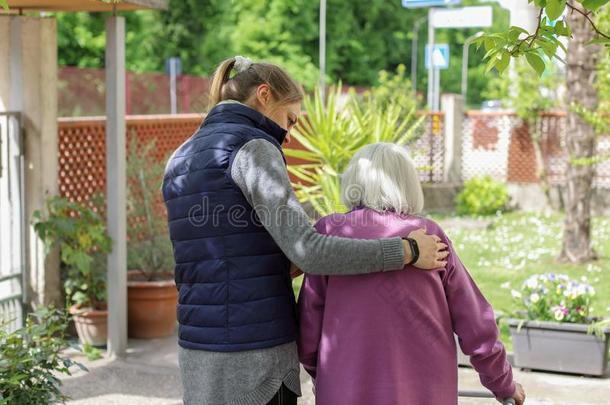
[{"x1": 204, "y1": 101, "x2": 288, "y2": 145}]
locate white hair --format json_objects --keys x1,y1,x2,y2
[{"x1": 341, "y1": 143, "x2": 424, "y2": 215}]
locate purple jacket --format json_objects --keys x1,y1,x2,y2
[{"x1": 297, "y1": 208, "x2": 515, "y2": 405}]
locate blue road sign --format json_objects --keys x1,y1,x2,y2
[
  {"x1": 165, "y1": 57, "x2": 182, "y2": 76},
  {"x1": 425, "y1": 44, "x2": 450, "y2": 69},
  {"x1": 401, "y1": 0, "x2": 460, "y2": 9}
]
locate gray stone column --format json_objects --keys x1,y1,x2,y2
[
  {"x1": 105, "y1": 15, "x2": 128, "y2": 358},
  {"x1": 0, "y1": 15, "x2": 60, "y2": 309}
]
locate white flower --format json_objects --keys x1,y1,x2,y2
[
  {"x1": 552, "y1": 306, "x2": 565, "y2": 321},
  {"x1": 526, "y1": 277, "x2": 539, "y2": 289},
  {"x1": 511, "y1": 290, "x2": 522, "y2": 299},
  {"x1": 530, "y1": 293, "x2": 540, "y2": 303}
]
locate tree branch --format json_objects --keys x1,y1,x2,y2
[
  {"x1": 567, "y1": 2, "x2": 610, "y2": 40},
  {"x1": 529, "y1": 8, "x2": 545, "y2": 47},
  {"x1": 509, "y1": 9, "x2": 542, "y2": 56},
  {"x1": 509, "y1": 4, "x2": 609, "y2": 57}
]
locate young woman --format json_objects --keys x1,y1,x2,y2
[
  {"x1": 162, "y1": 56, "x2": 448, "y2": 405},
  {"x1": 297, "y1": 143, "x2": 526, "y2": 405}
]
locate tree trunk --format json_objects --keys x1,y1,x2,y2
[{"x1": 559, "y1": 4, "x2": 601, "y2": 263}]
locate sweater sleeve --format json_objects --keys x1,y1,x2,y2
[
  {"x1": 230, "y1": 138, "x2": 405, "y2": 275},
  {"x1": 297, "y1": 274, "x2": 328, "y2": 380},
  {"x1": 444, "y1": 239, "x2": 516, "y2": 400}
]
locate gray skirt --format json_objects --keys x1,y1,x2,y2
[{"x1": 178, "y1": 342, "x2": 301, "y2": 405}]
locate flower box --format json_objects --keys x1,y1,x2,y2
[{"x1": 507, "y1": 319, "x2": 610, "y2": 376}]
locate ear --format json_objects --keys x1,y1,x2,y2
[{"x1": 255, "y1": 84, "x2": 272, "y2": 109}]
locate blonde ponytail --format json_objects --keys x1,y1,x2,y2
[{"x1": 207, "y1": 58, "x2": 236, "y2": 110}]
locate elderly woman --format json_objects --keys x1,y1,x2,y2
[{"x1": 297, "y1": 143, "x2": 525, "y2": 405}]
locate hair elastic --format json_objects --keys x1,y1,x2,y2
[{"x1": 234, "y1": 55, "x2": 253, "y2": 73}]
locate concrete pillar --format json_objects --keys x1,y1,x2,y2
[
  {"x1": 0, "y1": 16, "x2": 61, "y2": 309},
  {"x1": 441, "y1": 93, "x2": 464, "y2": 183},
  {"x1": 105, "y1": 16, "x2": 128, "y2": 358}
]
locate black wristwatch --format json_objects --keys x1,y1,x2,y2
[{"x1": 404, "y1": 237, "x2": 419, "y2": 266}]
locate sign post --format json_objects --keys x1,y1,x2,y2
[
  {"x1": 425, "y1": 42, "x2": 449, "y2": 111},
  {"x1": 165, "y1": 57, "x2": 182, "y2": 114},
  {"x1": 402, "y1": 1, "x2": 493, "y2": 111}
]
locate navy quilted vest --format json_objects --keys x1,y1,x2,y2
[{"x1": 162, "y1": 102, "x2": 297, "y2": 351}]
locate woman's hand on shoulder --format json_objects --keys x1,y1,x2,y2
[{"x1": 406, "y1": 228, "x2": 449, "y2": 270}]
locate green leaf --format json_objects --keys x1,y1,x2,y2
[
  {"x1": 545, "y1": 0, "x2": 566, "y2": 21},
  {"x1": 508, "y1": 26, "x2": 529, "y2": 42},
  {"x1": 525, "y1": 52, "x2": 545, "y2": 76},
  {"x1": 0, "y1": 0, "x2": 8, "y2": 11},
  {"x1": 471, "y1": 36, "x2": 485, "y2": 52},
  {"x1": 484, "y1": 37, "x2": 495, "y2": 52},
  {"x1": 495, "y1": 52, "x2": 511, "y2": 74},
  {"x1": 283, "y1": 148, "x2": 319, "y2": 161},
  {"x1": 485, "y1": 57, "x2": 498, "y2": 73},
  {"x1": 483, "y1": 47, "x2": 500, "y2": 61},
  {"x1": 538, "y1": 38, "x2": 559, "y2": 58},
  {"x1": 581, "y1": 0, "x2": 607, "y2": 11},
  {"x1": 533, "y1": 0, "x2": 547, "y2": 7},
  {"x1": 553, "y1": 21, "x2": 568, "y2": 37}
]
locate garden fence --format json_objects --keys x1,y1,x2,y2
[
  {"x1": 462, "y1": 111, "x2": 610, "y2": 188},
  {"x1": 59, "y1": 67, "x2": 211, "y2": 117},
  {"x1": 57, "y1": 111, "x2": 610, "y2": 215}
]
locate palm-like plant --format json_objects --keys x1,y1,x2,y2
[{"x1": 285, "y1": 69, "x2": 425, "y2": 217}]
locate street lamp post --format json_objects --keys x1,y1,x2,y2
[
  {"x1": 319, "y1": 0, "x2": 327, "y2": 101},
  {"x1": 411, "y1": 17, "x2": 426, "y2": 93},
  {"x1": 461, "y1": 31, "x2": 484, "y2": 103}
]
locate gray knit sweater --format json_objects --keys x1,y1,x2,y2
[{"x1": 178, "y1": 137, "x2": 406, "y2": 405}]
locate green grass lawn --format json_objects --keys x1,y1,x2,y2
[{"x1": 292, "y1": 211, "x2": 610, "y2": 351}]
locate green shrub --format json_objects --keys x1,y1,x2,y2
[
  {"x1": 455, "y1": 176, "x2": 509, "y2": 216},
  {"x1": 0, "y1": 307, "x2": 86, "y2": 405},
  {"x1": 32, "y1": 196, "x2": 112, "y2": 309}
]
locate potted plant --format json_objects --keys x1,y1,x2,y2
[
  {"x1": 126, "y1": 137, "x2": 177, "y2": 339},
  {"x1": 33, "y1": 196, "x2": 112, "y2": 347},
  {"x1": 508, "y1": 273, "x2": 610, "y2": 376}
]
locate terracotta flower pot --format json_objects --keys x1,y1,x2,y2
[
  {"x1": 127, "y1": 270, "x2": 178, "y2": 339},
  {"x1": 69, "y1": 305, "x2": 108, "y2": 347}
]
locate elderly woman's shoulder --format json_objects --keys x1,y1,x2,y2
[
  {"x1": 410, "y1": 214, "x2": 451, "y2": 242},
  {"x1": 313, "y1": 213, "x2": 347, "y2": 234}
]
